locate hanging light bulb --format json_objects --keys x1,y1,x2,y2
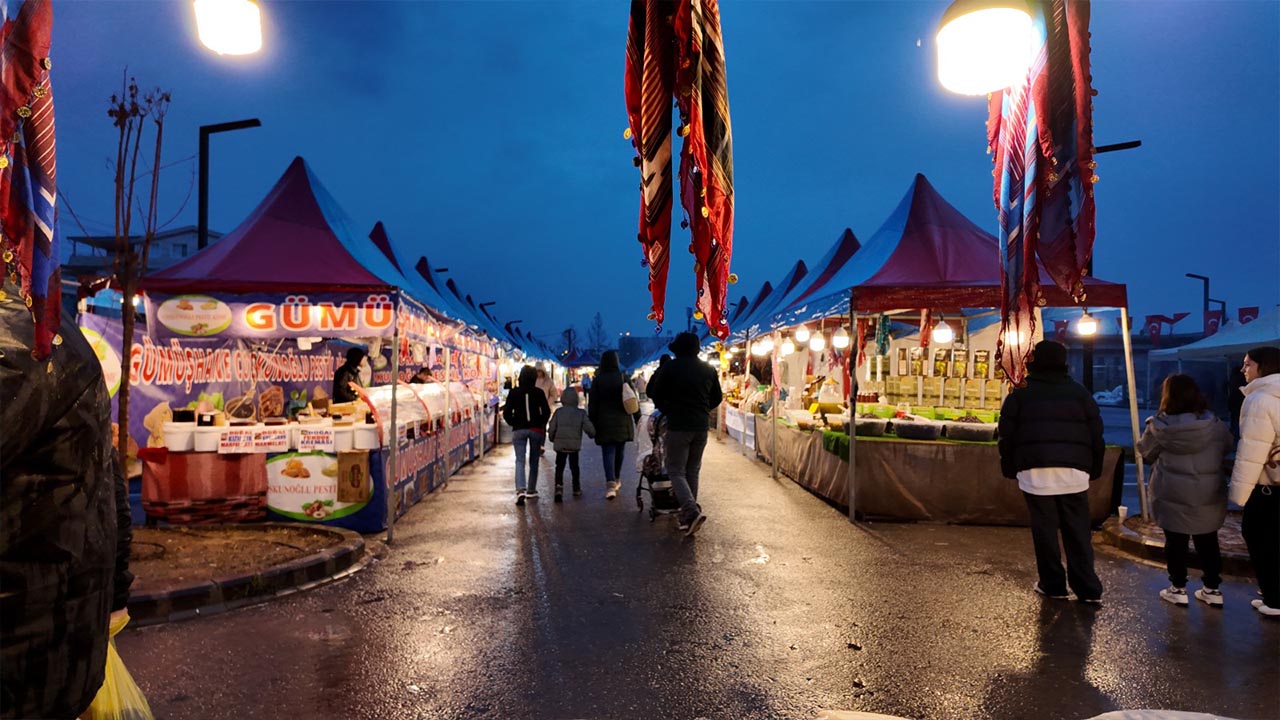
[
  {"x1": 193, "y1": 0, "x2": 264, "y2": 56},
  {"x1": 809, "y1": 333, "x2": 826, "y2": 352},
  {"x1": 1077, "y1": 310, "x2": 1098, "y2": 337},
  {"x1": 832, "y1": 326, "x2": 851, "y2": 349},
  {"x1": 759, "y1": 336, "x2": 775, "y2": 354},
  {"x1": 931, "y1": 319, "x2": 955, "y2": 344},
  {"x1": 936, "y1": 0, "x2": 1034, "y2": 96},
  {"x1": 751, "y1": 341, "x2": 769, "y2": 357},
  {"x1": 794, "y1": 324, "x2": 811, "y2": 343},
  {"x1": 780, "y1": 337, "x2": 796, "y2": 356},
  {"x1": 1002, "y1": 328, "x2": 1027, "y2": 346}
]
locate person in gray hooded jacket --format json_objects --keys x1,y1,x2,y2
[
  {"x1": 548, "y1": 387, "x2": 595, "y2": 501},
  {"x1": 1138, "y1": 374, "x2": 1234, "y2": 607}
]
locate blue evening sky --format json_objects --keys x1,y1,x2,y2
[{"x1": 51, "y1": 1, "x2": 1279, "y2": 344}]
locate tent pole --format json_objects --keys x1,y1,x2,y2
[
  {"x1": 445, "y1": 346, "x2": 453, "y2": 480},
  {"x1": 386, "y1": 324, "x2": 401, "y2": 545},
  {"x1": 741, "y1": 328, "x2": 751, "y2": 456},
  {"x1": 848, "y1": 290, "x2": 857, "y2": 524},
  {"x1": 1120, "y1": 307, "x2": 1149, "y2": 521},
  {"x1": 771, "y1": 330, "x2": 779, "y2": 480}
]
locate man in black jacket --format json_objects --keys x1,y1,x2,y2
[
  {"x1": 646, "y1": 332, "x2": 723, "y2": 536},
  {"x1": 332, "y1": 347, "x2": 367, "y2": 404},
  {"x1": 999, "y1": 340, "x2": 1105, "y2": 603}
]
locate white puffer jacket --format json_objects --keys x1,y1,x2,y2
[{"x1": 1229, "y1": 373, "x2": 1280, "y2": 506}]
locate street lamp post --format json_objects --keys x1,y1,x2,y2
[
  {"x1": 1185, "y1": 273, "x2": 1211, "y2": 315},
  {"x1": 198, "y1": 119, "x2": 261, "y2": 250}
]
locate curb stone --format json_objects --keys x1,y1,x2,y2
[
  {"x1": 1098, "y1": 517, "x2": 1252, "y2": 578},
  {"x1": 127, "y1": 523, "x2": 367, "y2": 627}
]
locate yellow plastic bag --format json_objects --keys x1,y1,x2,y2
[{"x1": 81, "y1": 611, "x2": 154, "y2": 720}]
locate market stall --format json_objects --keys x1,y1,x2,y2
[
  {"x1": 727, "y1": 174, "x2": 1138, "y2": 524},
  {"x1": 124, "y1": 157, "x2": 497, "y2": 534}
]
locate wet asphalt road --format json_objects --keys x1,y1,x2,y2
[{"x1": 119, "y1": 433, "x2": 1279, "y2": 720}]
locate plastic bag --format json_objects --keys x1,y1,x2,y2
[
  {"x1": 81, "y1": 612, "x2": 154, "y2": 720},
  {"x1": 621, "y1": 381, "x2": 640, "y2": 414}
]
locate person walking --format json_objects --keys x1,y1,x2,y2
[
  {"x1": 581, "y1": 372, "x2": 592, "y2": 401},
  {"x1": 1137, "y1": 374, "x2": 1233, "y2": 607},
  {"x1": 536, "y1": 366, "x2": 560, "y2": 407},
  {"x1": 998, "y1": 340, "x2": 1105, "y2": 604},
  {"x1": 1228, "y1": 346, "x2": 1280, "y2": 618},
  {"x1": 588, "y1": 350, "x2": 639, "y2": 499},
  {"x1": 547, "y1": 387, "x2": 596, "y2": 501},
  {"x1": 646, "y1": 332, "x2": 722, "y2": 536},
  {"x1": 502, "y1": 365, "x2": 550, "y2": 506}
]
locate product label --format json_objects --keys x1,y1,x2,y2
[{"x1": 298, "y1": 427, "x2": 335, "y2": 452}]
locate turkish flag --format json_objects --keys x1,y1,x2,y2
[
  {"x1": 1239, "y1": 307, "x2": 1260, "y2": 324},
  {"x1": 1145, "y1": 315, "x2": 1164, "y2": 348},
  {"x1": 1204, "y1": 309, "x2": 1224, "y2": 336}
]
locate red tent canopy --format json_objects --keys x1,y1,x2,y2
[{"x1": 143, "y1": 157, "x2": 400, "y2": 294}]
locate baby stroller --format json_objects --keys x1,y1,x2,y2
[{"x1": 635, "y1": 411, "x2": 680, "y2": 521}]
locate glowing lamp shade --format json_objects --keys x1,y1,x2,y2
[
  {"x1": 794, "y1": 324, "x2": 811, "y2": 343},
  {"x1": 1077, "y1": 311, "x2": 1098, "y2": 337},
  {"x1": 780, "y1": 338, "x2": 796, "y2": 356},
  {"x1": 1002, "y1": 328, "x2": 1028, "y2": 346},
  {"x1": 751, "y1": 341, "x2": 768, "y2": 357},
  {"x1": 936, "y1": 0, "x2": 1033, "y2": 96},
  {"x1": 809, "y1": 333, "x2": 826, "y2": 352},
  {"x1": 759, "y1": 337, "x2": 775, "y2": 355},
  {"x1": 931, "y1": 320, "x2": 955, "y2": 345},
  {"x1": 832, "y1": 326, "x2": 851, "y2": 350},
  {"x1": 194, "y1": 0, "x2": 263, "y2": 56}
]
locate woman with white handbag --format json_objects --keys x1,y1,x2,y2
[{"x1": 588, "y1": 350, "x2": 641, "y2": 499}]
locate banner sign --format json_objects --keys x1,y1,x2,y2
[
  {"x1": 298, "y1": 427, "x2": 335, "y2": 453},
  {"x1": 218, "y1": 428, "x2": 256, "y2": 454}
]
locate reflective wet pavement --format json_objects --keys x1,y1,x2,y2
[{"x1": 119, "y1": 434, "x2": 1279, "y2": 719}]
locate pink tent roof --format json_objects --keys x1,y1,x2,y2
[
  {"x1": 143, "y1": 157, "x2": 400, "y2": 293},
  {"x1": 788, "y1": 174, "x2": 1127, "y2": 319}
]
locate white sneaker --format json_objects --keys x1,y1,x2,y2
[
  {"x1": 1159, "y1": 586, "x2": 1189, "y2": 606},
  {"x1": 1195, "y1": 588, "x2": 1223, "y2": 607},
  {"x1": 685, "y1": 513, "x2": 707, "y2": 537},
  {"x1": 605, "y1": 482, "x2": 618, "y2": 500},
  {"x1": 1034, "y1": 583, "x2": 1069, "y2": 600},
  {"x1": 525, "y1": 489, "x2": 539, "y2": 499},
  {"x1": 1251, "y1": 599, "x2": 1280, "y2": 617}
]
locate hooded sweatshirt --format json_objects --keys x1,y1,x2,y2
[
  {"x1": 1137, "y1": 411, "x2": 1232, "y2": 535},
  {"x1": 1229, "y1": 373, "x2": 1280, "y2": 506},
  {"x1": 503, "y1": 366, "x2": 551, "y2": 431},
  {"x1": 548, "y1": 387, "x2": 596, "y2": 452}
]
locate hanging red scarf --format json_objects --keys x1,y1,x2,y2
[{"x1": 624, "y1": 0, "x2": 735, "y2": 339}]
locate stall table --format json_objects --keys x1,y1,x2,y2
[{"x1": 754, "y1": 416, "x2": 1122, "y2": 526}]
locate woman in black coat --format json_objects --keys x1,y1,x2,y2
[{"x1": 588, "y1": 350, "x2": 639, "y2": 499}]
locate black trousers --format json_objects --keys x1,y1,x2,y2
[
  {"x1": 1023, "y1": 490, "x2": 1104, "y2": 600},
  {"x1": 1242, "y1": 486, "x2": 1280, "y2": 607},
  {"x1": 1163, "y1": 530, "x2": 1222, "y2": 589},
  {"x1": 554, "y1": 451, "x2": 580, "y2": 489}
]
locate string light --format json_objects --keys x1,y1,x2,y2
[
  {"x1": 832, "y1": 326, "x2": 851, "y2": 349},
  {"x1": 794, "y1": 324, "x2": 811, "y2": 343}
]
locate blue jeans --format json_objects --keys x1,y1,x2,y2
[
  {"x1": 665, "y1": 430, "x2": 708, "y2": 523},
  {"x1": 601, "y1": 442, "x2": 626, "y2": 483},
  {"x1": 513, "y1": 429, "x2": 543, "y2": 493}
]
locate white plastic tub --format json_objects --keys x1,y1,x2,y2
[
  {"x1": 163, "y1": 422, "x2": 196, "y2": 452},
  {"x1": 194, "y1": 426, "x2": 222, "y2": 453},
  {"x1": 333, "y1": 426, "x2": 354, "y2": 452},
  {"x1": 353, "y1": 424, "x2": 380, "y2": 450}
]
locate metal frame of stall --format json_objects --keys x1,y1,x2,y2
[{"x1": 834, "y1": 290, "x2": 1147, "y2": 524}]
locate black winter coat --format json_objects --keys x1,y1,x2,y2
[
  {"x1": 998, "y1": 371, "x2": 1105, "y2": 480},
  {"x1": 588, "y1": 369, "x2": 637, "y2": 444},
  {"x1": 646, "y1": 356, "x2": 722, "y2": 432},
  {"x1": 1, "y1": 287, "x2": 122, "y2": 720},
  {"x1": 503, "y1": 368, "x2": 550, "y2": 431},
  {"x1": 332, "y1": 362, "x2": 361, "y2": 404}
]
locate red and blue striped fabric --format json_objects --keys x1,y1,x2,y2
[
  {"x1": 625, "y1": 0, "x2": 735, "y2": 339},
  {"x1": 1, "y1": 0, "x2": 60, "y2": 360},
  {"x1": 989, "y1": 0, "x2": 1095, "y2": 385}
]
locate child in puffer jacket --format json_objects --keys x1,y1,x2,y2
[
  {"x1": 547, "y1": 387, "x2": 596, "y2": 502},
  {"x1": 1137, "y1": 374, "x2": 1233, "y2": 608}
]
